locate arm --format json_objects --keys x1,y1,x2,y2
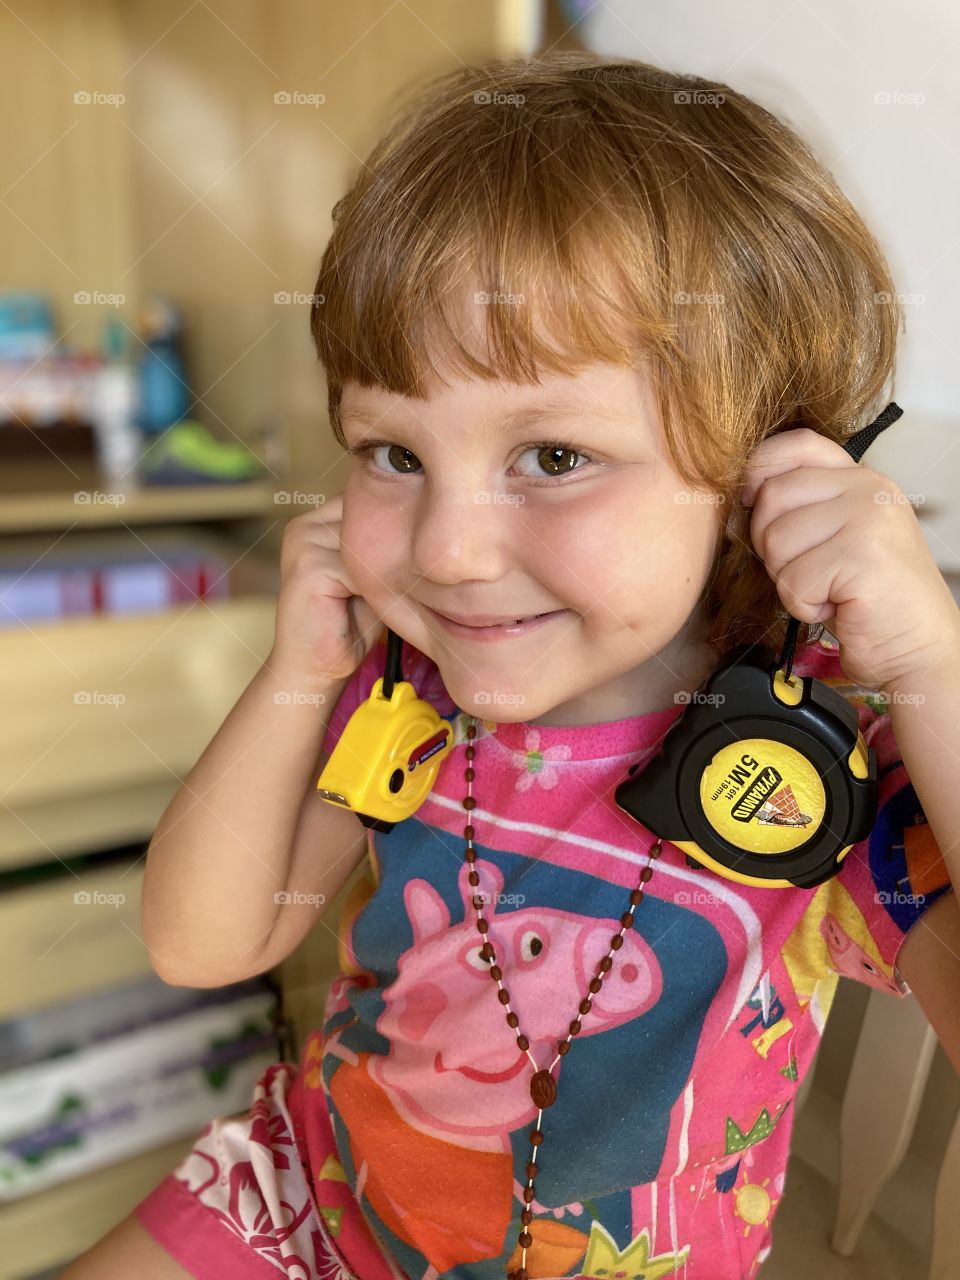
[
  {"x1": 883, "y1": 634, "x2": 960, "y2": 1073},
  {"x1": 141, "y1": 658, "x2": 350, "y2": 988},
  {"x1": 895, "y1": 890, "x2": 960, "y2": 1074}
]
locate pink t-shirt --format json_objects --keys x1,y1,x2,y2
[{"x1": 286, "y1": 630, "x2": 951, "y2": 1279}]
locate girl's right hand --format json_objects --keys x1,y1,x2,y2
[{"x1": 268, "y1": 494, "x2": 385, "y2": 686}]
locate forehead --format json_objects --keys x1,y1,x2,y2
[{"x1": 339, "y1": 362, "x2": 651, "y2": 433}]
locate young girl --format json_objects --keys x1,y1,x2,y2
[{"x1": 63, "y1": 52, "x2": 960, "y2": 1280}]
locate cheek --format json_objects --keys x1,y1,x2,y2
[
  {"x1": 340, "y1": 481, "x2": 406, "y2": 599},
  {"x1": 530, "y1": 481, "x2": 719, "y2": 622}
]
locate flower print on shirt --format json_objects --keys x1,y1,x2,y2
[{"x1": 504, "y1": 727, "x2": 574, "y2": 793}]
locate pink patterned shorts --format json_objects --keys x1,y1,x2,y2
[{"x1": 133, "y1": 1060, "x2": 365, "y2": 1279}]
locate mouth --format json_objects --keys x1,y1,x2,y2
[{"x1": 425, "y1": 606, "x2": 569, "y2": 640}]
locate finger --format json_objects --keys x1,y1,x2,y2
[
  {"x1": 748, "y1": 467, "x2": 852, "y2": 551},
  {"x1": 740, "y1": 428, "x2": 858, "y2": 507}
]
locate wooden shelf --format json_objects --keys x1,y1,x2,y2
[
  {"x1": 0, "y1": 482, "x2": 278, "y2": 533},
  {"x1": 3, "y1": 1131, "x2": 208, "y2": 1278}
]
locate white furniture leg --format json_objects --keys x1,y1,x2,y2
[
  {"x1": 928, "y1": 1099, "x2": 960, "y2": 1279},
  {"x1": 832, "y1": 986, "x2": 938, "y2": 1256}
]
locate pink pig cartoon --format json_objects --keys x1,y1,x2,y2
[
  {"x1": 820, "y1": 911, "x2": 899, "y2": 994},
  {"x1": 326, "y1": 857, "x2": 665, "y2": 1271}
]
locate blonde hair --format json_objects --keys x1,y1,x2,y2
[{"x1": 311, "y1": 52, "x2": 902, "y2": 658}]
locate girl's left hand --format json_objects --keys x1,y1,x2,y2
[{"x1": 738, "y1": 427, "x2": 960, "y2": 692}]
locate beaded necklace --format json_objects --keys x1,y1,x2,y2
[{"x1": 459, "y1": 717, "x2": 664, "y2": 1280}]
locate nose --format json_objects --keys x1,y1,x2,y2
[{"x1": 409, "y1": 482, "x2": 512, "y2": 585}]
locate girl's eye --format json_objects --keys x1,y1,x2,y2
[{"x1": 347, "y1": 440, "x2": 595, "y2": 485}]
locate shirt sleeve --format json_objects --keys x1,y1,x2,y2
[{"x1": 818, "y1": 691, "x2": 953, "y2": 997}]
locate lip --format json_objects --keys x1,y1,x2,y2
[{"x1": 426, "y1": 605, "x2": 569, "y2": 641}]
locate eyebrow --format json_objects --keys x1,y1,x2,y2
[{"x1": 341, "y1": 397, "x2": 631, "y2": 437}]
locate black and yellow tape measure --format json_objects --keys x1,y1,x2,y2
[{"x1": 615, "y1": 402, "x2": 901, "y2": 889}]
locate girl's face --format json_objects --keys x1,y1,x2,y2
[{"x1": 339, "y1": 359, "x2": 724, "y2": 727}]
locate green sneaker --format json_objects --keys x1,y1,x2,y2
[{"x1": 140, "y1": 419, "x2": 265, "y2": 484}]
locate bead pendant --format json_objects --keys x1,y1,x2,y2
[{"x1": 530, "y1": 1068, "x2": 557, "y2": 1109}]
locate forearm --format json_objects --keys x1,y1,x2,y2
[
  {"x1": 141, "y1": 656, "x2": 347, "y2": 985},
  {"x1": 882, "y1": 625, "x2": 960, "y2": 892}
]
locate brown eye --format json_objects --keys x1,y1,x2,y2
[{"x1": 380, "y1": 445, "x2": 421, "y2": 474}]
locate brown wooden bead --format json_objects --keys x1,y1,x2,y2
[
  {"x1": 466, "y1": 725, "x2": 476, "y2": 739},
  {"x1": 620, "y1": 911, "x2": 634, "y2": 929},
  {"x1": 463, "y1": 796, "x2": 476, "y2": 811},
  {"x1": 520, "y1": 1208, "x2": 532, "y2": 1225},
  {"x1": 465, "y1": 846, "x2": 476, "y2": 863},
  {"x1": 464, "y1": 767, "x2": 474, "y2": 781},
  {"x1": 497, "y1": 989, "x2": 510, "y2": 1005},
  {"x1": 589, "y1": 977, "x2": 602, "y2": 993},
  {"x1": 468, "y1": 870, "x2": 480, "y2": 886},
  {"x1": 464, "y1": 823, "x2": 474, "y2": 839},
  {"x1": 489, "y1": 964, "x2": 502, "y2": 981},
  {"x1": 525, "y1": 1161, "x2": 538, "y2": 1179},
  {"x1": 579, "y1": 997, "x2": 592, "y2": 1014},
  {"x1": 529, "y1": 1128, "x2": 544, "y2": 1145},
  {"x1": 611, "y1": 934, "x2": 624, "y2": 950},
  {"x1": 569, "y1": 1019, "x2": 581, "y2": 1035},
  {"x1": 477, "y1": 919, "x2": 489, "y2": 933},
  {"x1": 515, "y1": 1269, "x2": 528, "y2": 1280},
  {"x1": 599, "y1": 955, "x2": 613, "y2": 972},
  {"x1": 523, "y1": 1185, "x2": 535, "y2": 1203},
  {"x1": 630, "y1": 887, "x2": 643, "y2": 905},
  {"x1": 517, "y1": 1033, "x2": 529, "y2": 1050},
  {"x1": 506, "y1": 1011, "x2": 519, "y2": 1028},
  {"x1": 557, "y1": 1040, "x2": 570, "y2": 1055},
  {"x1": 519, "y1": 1230, "x2": 533, "y2": 1247},
  {"x1": 641, "y1": 865, "x2": 654, "y2": 880},
  {"x1": 530, "y1": 1068, "x2": 557, "y2": 1108},
  {"x1": 481, "y1": 942, "x2": 494, "y2": 960},
  {"x1": 472, "y1": 894, "x2": 485, "y2": 910}
]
